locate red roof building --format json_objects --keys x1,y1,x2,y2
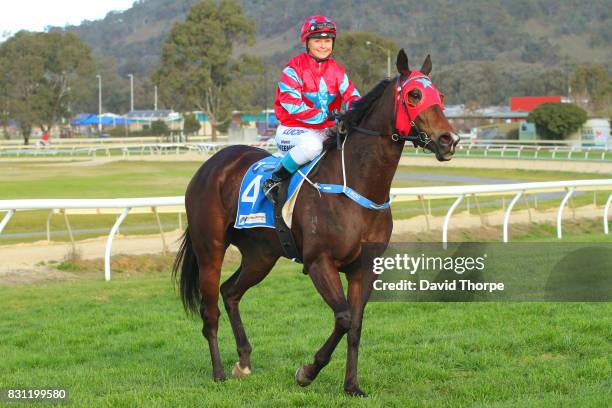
[{"x1": 510, "y1": 96, "x2": 562, "y2": 112}]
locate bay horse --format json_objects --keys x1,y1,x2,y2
[{"x1": 173, "y1": 49, "x2": 459, "y2": 396}]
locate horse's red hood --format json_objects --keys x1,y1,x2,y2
[{"x1": 395, "y1": 71, "x2": 445, "y2": 136}]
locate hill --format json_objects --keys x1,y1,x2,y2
[{"x1": 53, "y1": 0, "x2": 611, "y2": 110}]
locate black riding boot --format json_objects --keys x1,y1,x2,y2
[{"x1": 263, "y1": 164, "x2": 292, "y2": 204}]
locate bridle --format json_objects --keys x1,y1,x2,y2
[
  {"x1": 350, "y1": 74, "x2": 442, "y2": 150},
  {"x1": 306, "y1": 74, "x2": 445, "y2": 213}
]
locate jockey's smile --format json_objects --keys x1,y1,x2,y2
[{"x1": 308, "y1": 38, "x2": 333, "y2": 60}]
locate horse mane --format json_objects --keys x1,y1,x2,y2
[
  {"x1": 345, "y1": 79, "x2": 391, "y2": 128},
  {"x1": 323, "y1": 79, "x2": 391, "y2": 151}
]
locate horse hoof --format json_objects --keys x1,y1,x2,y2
[
  {"x1": 345, "y1": 387, "x2": 368, "y2": 397},
  {"x1": 295, "y1": 366, "x2": 313, "y2": 387},
  {"x1": 231, "y1": 362, "x2": 252, "y2": 379},
  {"x1": 213, "y1": 375, "x2": 227, "y2": 383}
]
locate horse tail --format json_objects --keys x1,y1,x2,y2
[{"x1": 172, "y1": 228, "x2": 200, "y2": 314}]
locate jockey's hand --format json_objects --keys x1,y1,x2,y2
[{"x1": 327, "y1": 109, "x2": 341, "y2": 122}]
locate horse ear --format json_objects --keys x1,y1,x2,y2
[
  {"x1": 396, "y1": 48, "x2": 410, "y2": 76},
  {"x1": 420, "y1": 54, "x2": 432, "y2": 75}
]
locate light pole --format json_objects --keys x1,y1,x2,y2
[
  {"x1": 365, "y1": 41, "x2": 391, "y2": 79},
  {"x1": 96, "y1": 74, "x2": 102, "y2": 134},
  {"x1": 128, "y1": 74, "x2": 134, "y2": 112},
  {"x1": 154, "y1": 85, "x2": 158, "y2": 111},
  {"x1": 264, "y1": 68, "x2": 268, "y2": 130}
]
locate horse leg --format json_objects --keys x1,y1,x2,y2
[
  {"x1": 193, "y1": 233, "x2": 227, "y2": 382},
  {"x1": 295, "y1": 255, "x2": 351, "y2": 387},
  {"x1": 343, "y1": 267, "x2": 375, "y2": 397},
  {"x1": 220, "y1": 251, "x2": 278, "y2": 378}
]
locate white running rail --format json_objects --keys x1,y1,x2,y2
[{"x1": 1, "y1": 180, "x2": 611, "y2": 280}]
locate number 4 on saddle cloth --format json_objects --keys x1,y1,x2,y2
[{"x1": 235, "y1": 154, "x2": 324, "y2": 229}]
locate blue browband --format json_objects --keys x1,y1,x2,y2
[{"x1": 316, "y1": 183, "x2": 390, "y2": 210}]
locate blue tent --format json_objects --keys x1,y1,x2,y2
[{"x1": 72, "y1": 114, "x2": 133, "y2": 126}]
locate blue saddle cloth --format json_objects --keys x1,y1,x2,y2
[{"x1": 234, "y1": 155, "x2": 323, "y2": 229}]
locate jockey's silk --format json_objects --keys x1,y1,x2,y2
[
  {"x1": 274, "y1": 52, "x2": 360, "y2": 129},
  {"x1": 395, "y1": 71, "x2": 445, "y2": 136}
]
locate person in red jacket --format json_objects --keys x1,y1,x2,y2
[{"x1": 263, "y1": 15, "x2": 360, "y2": 202}]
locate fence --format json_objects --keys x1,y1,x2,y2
[
  {"x1": 2, "y1": 138, "x2": 611, "y2": 161},
  {"x1": 0, "y1": 141, "x2": 276, "y2": 158},
  {"x1": 1, "y1": 180, "x2": 611, "y2": 280},
  {"x1": 406, "y1": 138, "x2": 612, "y2": 161}
]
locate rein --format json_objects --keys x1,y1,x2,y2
[
  {"x1": 352, "y1": 75, "x2": 434, "y2": 150},
  {"x1": 301, "y1": 74, "x2": 442, "y2": 211}
]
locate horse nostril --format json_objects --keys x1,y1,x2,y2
[
  {"x1": 454, "y1": 133, "x2": 461, "y2": 146},
  {"x1": 438, "y1": 133, "x2": 453, "y2": 146}
]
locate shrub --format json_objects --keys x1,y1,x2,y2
[
  {"x1": 527, "y1": 103, "x2": 587, "y2": 140},
  {"x1": 150, "y1": 120, "x2": 170, "y2": 136},
  {"x1": 183, "y1": 113, "x2": 201, "y2": 135}
]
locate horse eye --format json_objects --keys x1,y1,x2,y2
[{"x1": 409, "y1": 90, "x2": 421, "y2": 99}]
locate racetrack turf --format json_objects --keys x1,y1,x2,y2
[{"x1": 0, "y1": 260, "x2": 610, "y2": 407}]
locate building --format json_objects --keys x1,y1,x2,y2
[
  {"x1": 510, "y1": 96, "x2": 562, "y2": 112},
  {"x1": 123, "y1": 110, "x2": 183, "y2": 132}
]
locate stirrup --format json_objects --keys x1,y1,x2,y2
[{"x1": 263, "y1": 179, "x2": 281, "y2": 203}]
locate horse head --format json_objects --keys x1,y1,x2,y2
[{"x1": 395, "y1": 49, "x2": 459, "y2": 161}]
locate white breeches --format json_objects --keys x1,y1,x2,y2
[{"x1": 275, "y1": 125, "x2": 329, "y2": 167}]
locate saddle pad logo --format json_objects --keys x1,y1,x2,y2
[{"x1": 238, "y1": 213, "x2": 267, "y2": 225}]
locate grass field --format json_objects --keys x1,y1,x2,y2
[{"x1": 1, "y1": 260, "x2": 610, "y2": 407}]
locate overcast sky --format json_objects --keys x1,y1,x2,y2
[{"x1": 0, "y1": 0, "x2": 135, "y2": 38}]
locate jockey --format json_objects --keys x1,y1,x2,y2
[{"x1": 263, "y1": 15, "x2": 360, "y2": 201}]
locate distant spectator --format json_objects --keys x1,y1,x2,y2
[{"x1": 37, "y1": 132, "x2": 50, "y2": 146}]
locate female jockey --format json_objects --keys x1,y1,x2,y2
[{"x1": 263, "y1": 15, "x2": 360, "y2": 201}]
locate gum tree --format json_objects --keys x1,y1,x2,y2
[
  {"x1": 151, "y1": 0, "x2": 258, "y2": 140},
  {"x1": 0, "y1": 31, "x2": 95, "y2": 144}
]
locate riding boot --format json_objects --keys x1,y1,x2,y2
[{"x1": 263, "y1": 164, "x2": 292, "y2": 204}]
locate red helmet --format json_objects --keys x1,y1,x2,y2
[{"x1": 300, "y1": 15, "x2": 337, "y2": 44}]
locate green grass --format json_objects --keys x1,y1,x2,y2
[
  {"x1": 0, "y1": 160, "x2": 202, "y2": 199},
  {"x1": 0, "y1": 261, "x2": 610, "y2": 407}
]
